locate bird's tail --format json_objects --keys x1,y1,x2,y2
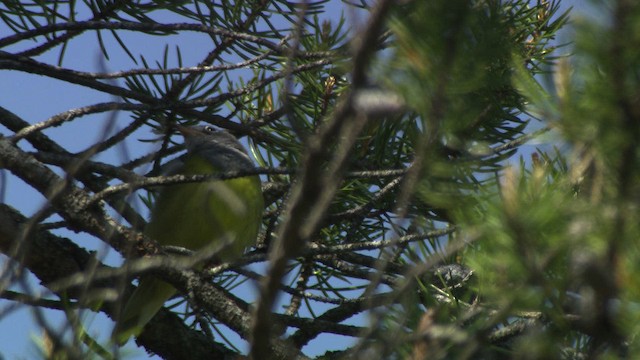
[{"x1": 112, "y1": 277, "x2": 176, "y2": 345}]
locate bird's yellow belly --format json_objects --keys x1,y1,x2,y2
[{"x1": 144, "y1": 156, "x2": 263, "y2": 261}]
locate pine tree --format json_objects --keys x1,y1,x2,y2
[{"x1": 2, "y1": 0, "x2": 638, "y2": 359}]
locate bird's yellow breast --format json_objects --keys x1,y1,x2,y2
[{"x1": 144, "y1": 155, "x2": 263, "y2": 261}]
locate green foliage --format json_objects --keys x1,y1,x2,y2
[
  {"x1": 453, "y1": 1, "x2": 640, "y2": 358},
  {"x1": 466, "y1": 158, "x2": 579, "y2": 308},
  {"x1": 385, "y1": 0, "x2": 546, "y2": 224}
]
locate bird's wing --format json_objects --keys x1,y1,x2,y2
[{"x1": 157, "y1": 155, "x2": 187, "y2": 175}]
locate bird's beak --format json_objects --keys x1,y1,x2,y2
[{"x1": 175, "y1": 125, "x2": 198, "y2": 138}]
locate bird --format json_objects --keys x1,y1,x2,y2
[{"x1": 112, "y1": 124, "x2": 264, "y2": 343}]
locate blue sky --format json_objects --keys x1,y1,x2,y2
[{"x1": 0, "y1": 1, "x2": 595, "y2": 358}]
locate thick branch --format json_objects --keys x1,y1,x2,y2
[{"x1": 0, "y1": 203, "x2": 233, "y2": 359}]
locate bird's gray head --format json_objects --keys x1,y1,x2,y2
[{"x1": 177, "y1": 125, "x2": 255, "y2": 172}]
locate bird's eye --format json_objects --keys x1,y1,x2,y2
[{"x1": 203, "y1": 126, "x2": 215, "y2": 133}]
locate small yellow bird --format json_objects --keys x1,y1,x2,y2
[{"x1": 112, "y1": 124, "x2": 263, "y2": 343}]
